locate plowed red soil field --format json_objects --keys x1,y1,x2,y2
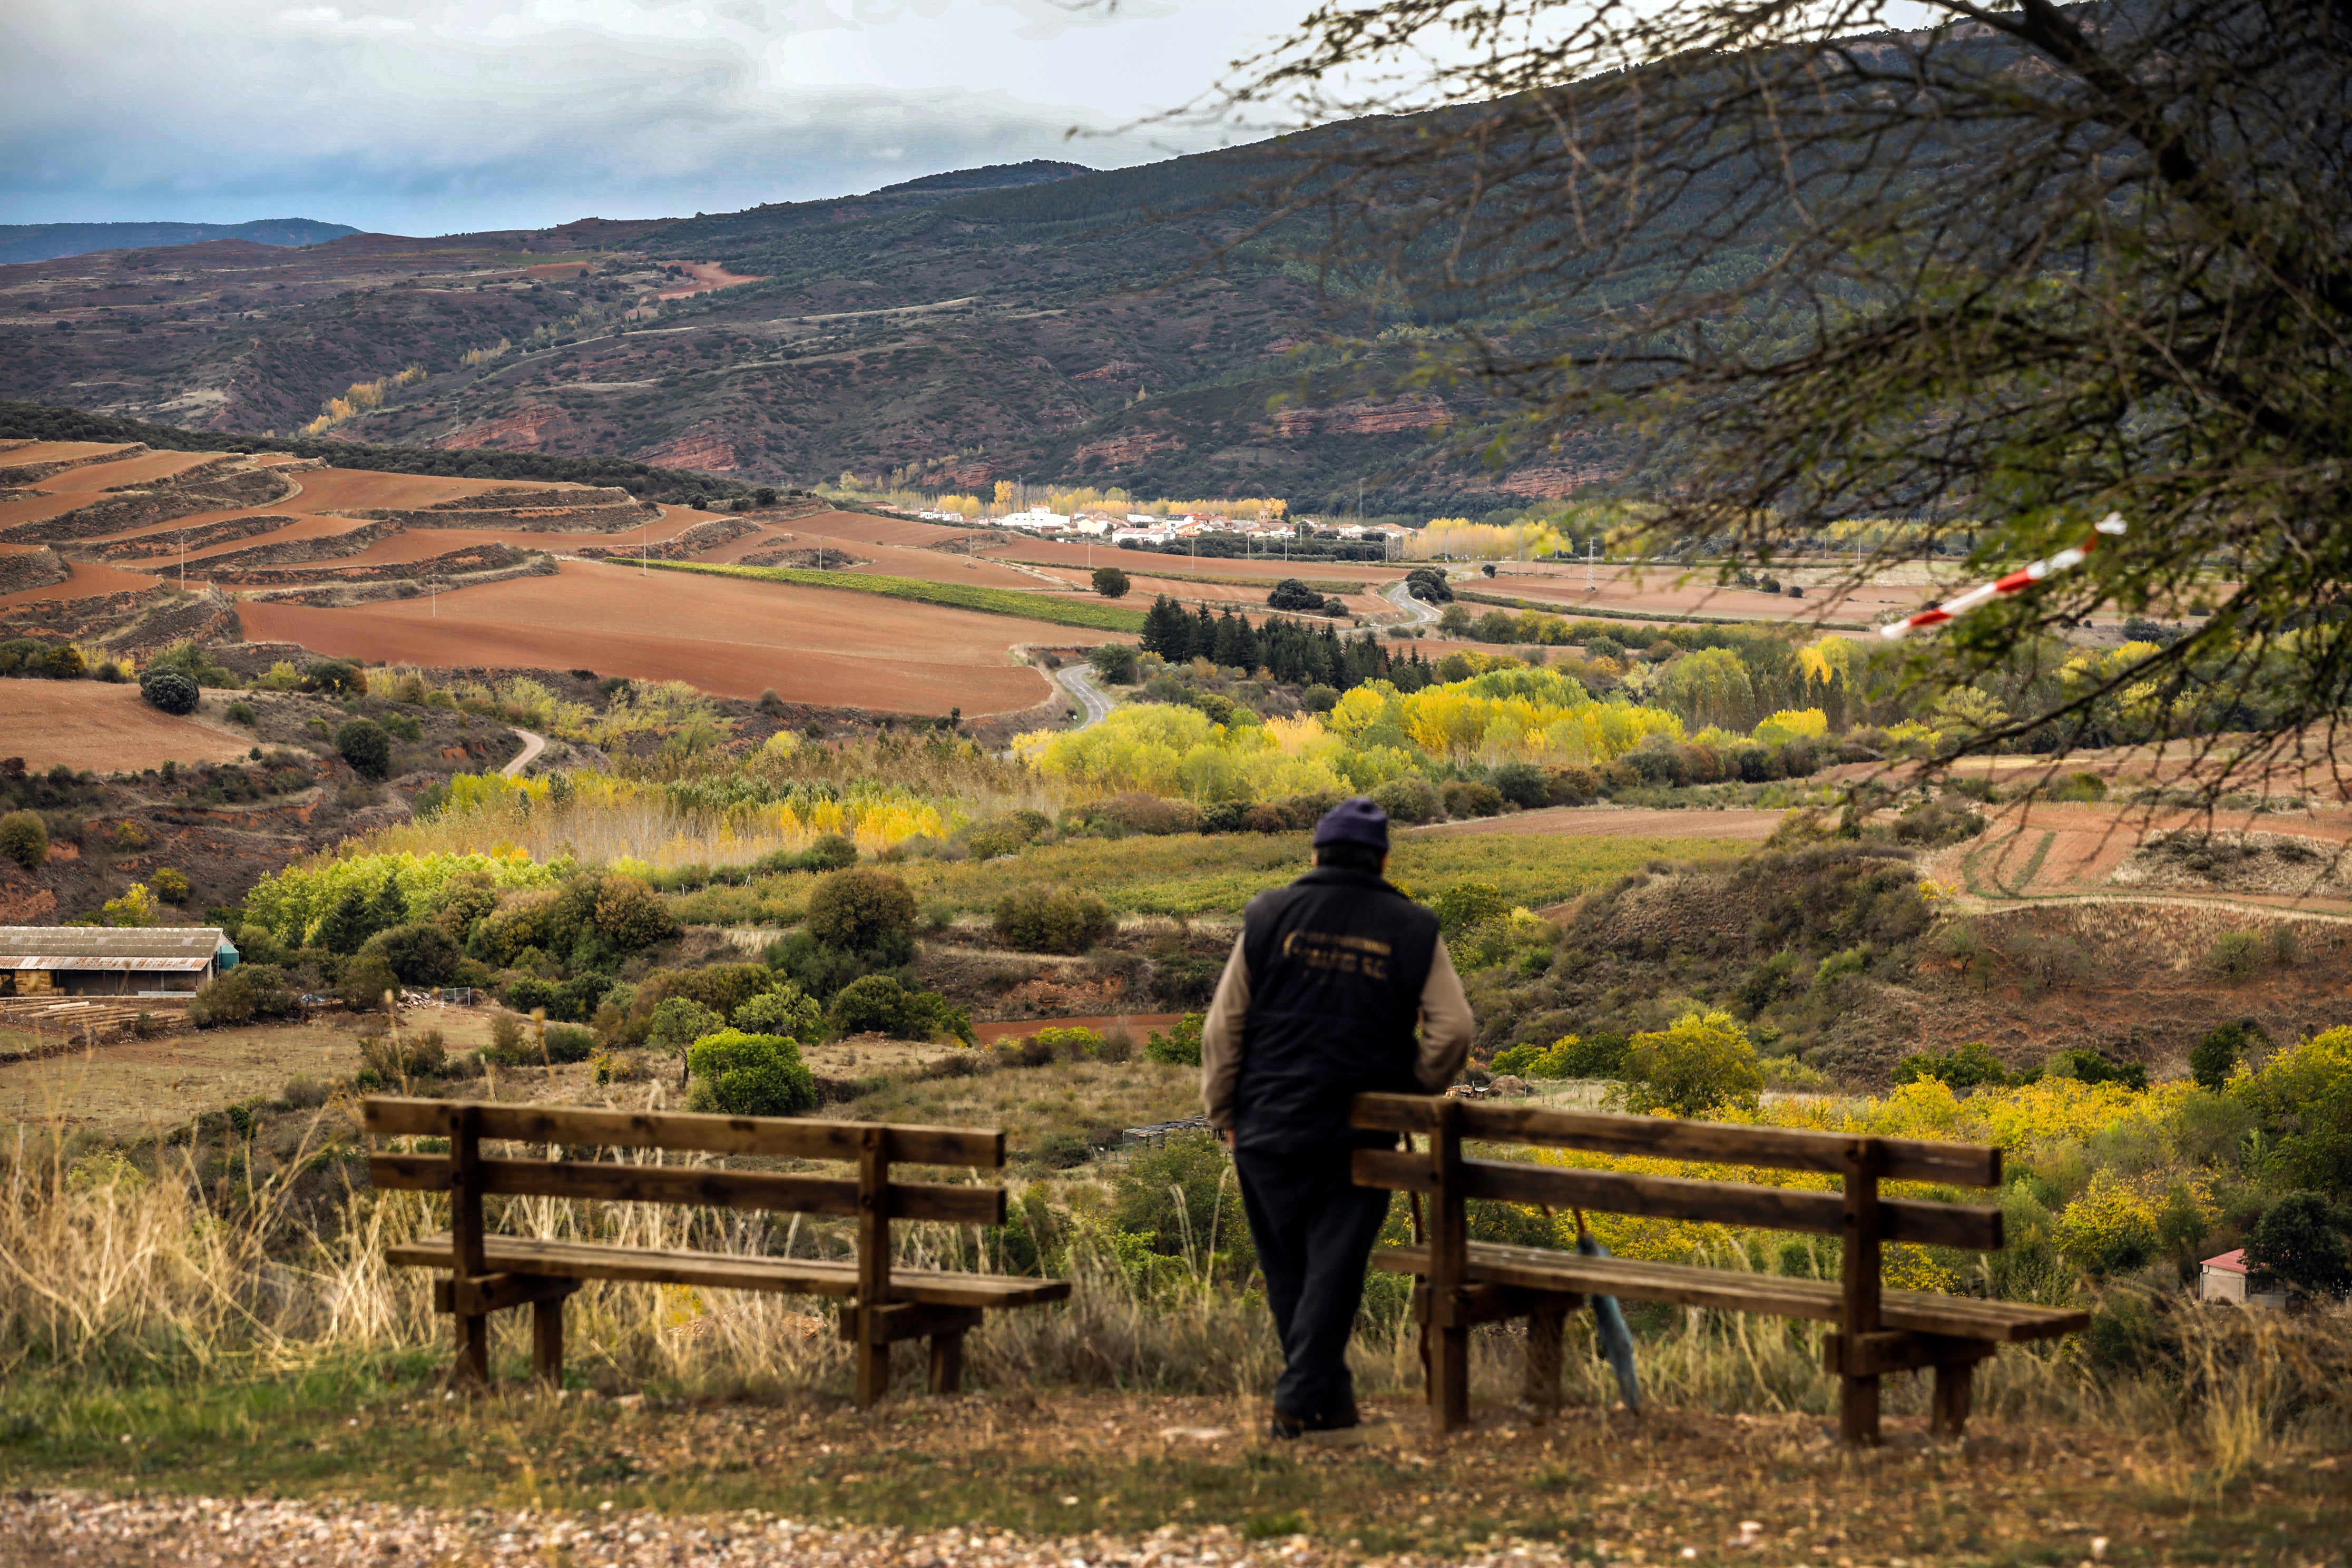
[
  {"x1": 0, "y1": 681, "x2": 257, "y2": 772},
  {"x1": 0, "y1": 557, "x2": 169, "y2": 605},
  {"x1": 237, "y1": 561, "x2": 1062, "y2": 714}
]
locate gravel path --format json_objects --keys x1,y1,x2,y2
[{"x1": 0, "y1": 1490, "x2": 1577, "y2": 1567}]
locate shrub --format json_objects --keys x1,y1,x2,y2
[
  {"x1": 189, "y1": 964, "x2": 301, "y2": 1027},
  {"x1": 2038, "y1": 1047, "x2": 2149, "y2": 1091},
  {"x1": 646, "y1": 997, "x2": 724, "y2": 1053},
  {"x1": 357, "y1": 922, "x2": 461, "y2": 986},
  {"x1": 0, "y1": 810, "x2": 50, "y2": 870},
  {"x1": 1093, "y1": 792, "x2": 1202, "y2": 836},
  {"x1": 2192, "y1": 1019, "x2": 2267, "y2": 1091},
  {"x1": 829, "y1": 974, "x2": 970, "y2": 1041},
  {"x1": 806, "y1": 867, "x2": 916, "y2": 954},
  {"x1": 1301, "y1": 683, "x2": 1340, "y2": 713},
  {"x1": 1370, "y1": 776, "x2": 1439, "y2": 825},
  {"x1": 543, "y1": 1023, "x2": 597, "y2": 1064},
  {"x1": 1267, "y1": 577, "x2": 1323, "y2": 611},
  {"x1": 223, "y1": 701, "x2": 258, "y2": 727},
  {"x1": 2244, "y1": 1191, "x2": 2352, "y2": 1297},
  {"x1": 1893, "y1": 1041, "x2": 2012, "y2": 1090},
  {"x1": 591, "y1": 875, "x2": 677, "y2": 950},
  {"x1": 733, "y1": 983, "x2": 822, "y2": 1040},
  {"x1": 151, "y1": 867, "x2": 191, "y2": 905},
  {"x1": 1544, "y1": 765, "x2": 1602, "y2": 805},
  {"x1": 1439, "y1": 780, "x2": 1504, "y2": 818},
  {"x1": 359, "y1": 1028, "x2": 448, "y2": 1082},
  {"x1": 1614, "y1": 1010, "x2": 1762, "y2": 1116},
  {"x1": 305, "y1": 660, "x2": 365, "y2": 697},
  {"x1": 1088, "y1": 643, "x2": 1139, "y2": 684},
  {"x1": 489, "y1": 1013, "x2": 526, "y2": 1056},
  {"x1": 1492, "y1": 1033, "x2": 1625, "y2": 1080},
  {"x1": 139, "y1": 669, "x2": 199, "y2": 716},
  {"x1": 1488, "y1": 762, "x2": 1549, "y2": 810},
  {"x1": 101, "y1": 883, "x2": 159, "y2": 927},
  {"x1": 1145, "y1": 1014, "x2": 1204, "y2": 1066},
  {"x1": 995, "y1": 885, "x2": 1116, "y2": 954},
  {"x1": 1091, "y1": 565, "x2": 1131, "y2": 600},
  {"x1": 336, "y1": 719, "x2": 392, "y2": 780},
  {"x1": 685, "y1": 1030, "x2": 817, "y2": 1117},
  {"x1": 339, "y1": 954, "x2": 399, "y2": 1013},
  {"x1": 1429, "y1": 881, "x2": 1508, "y2": 936},
  {"x1": 2209, "y1": 930, "x2": 2263, "y2": 982}
]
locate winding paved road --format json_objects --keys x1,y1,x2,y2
[
  {"x1": 1054, "y1": 664, "x2": 1115, "y2": 729},
  {"x1": 1385, "y1": 578, "x2": 1445, "y2": 624}
]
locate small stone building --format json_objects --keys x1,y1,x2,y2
[
  {"x1": 2199, "y1": 1248, "x2": 2289, "y2": 1309},
  {"x1": 0, "y1": 927, "x2": 238, "y2": 998}
]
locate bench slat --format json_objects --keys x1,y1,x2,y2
[
  {"x1": 362, "y1": 1098, "x2": 1005, "y2": 1169},
  {"x1": 370, "y1": 1154, "x2": 1006, "y2": 1227},
  {"x1": 387, "y1": 1234, "x2": 1072, "y2": 1309},
  {"x1": 1351, "y1": 1094, "x2": 2000, "y2": 1187},
  {"x1": 1353, "y1": 1150, "x2": 2001, "y2": 1250},
  {"x1": 1374, "y1": 1242, "x2": 2088, "y2": 1341}
]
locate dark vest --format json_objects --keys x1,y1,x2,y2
[{"x1": 1233, "y1": 865, "x2": 1440, "y2": 1153}]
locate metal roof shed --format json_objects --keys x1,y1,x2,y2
[{"x1": 0, "y1": 927, "x2": 237, "y2": 998}]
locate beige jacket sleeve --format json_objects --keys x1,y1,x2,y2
[{"x1": 1200, "y1": 931, "x2": 1478, "y2": 1129}]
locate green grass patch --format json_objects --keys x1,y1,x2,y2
[{"x1": 626, "y1": 558, "x2": 1148, "y2": 634}]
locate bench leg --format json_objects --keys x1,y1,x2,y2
[
  {"x1": 1839, "y1": 1373, "x2": 1880, "y2": 1446},
  {"x1": 454, "y1": 1311, "x2": 489, "y2": 1390},
  {"x1": 1930, "y1": 1359, "x2": 1973, "y2": 1438},
  {"x1": 533, "y1": 1294, "x2": 565, "y2": 1388},
  {"x1": 1431, "y1": 1323, "x2": 1470, "y2": 1434},
  {"x1": 928, "y1": 1329, "x2": 966, "y2": 1397},
  {"x1": 1523, "y1": 1307, "x2": 1564, "y2": 1414},
  {"x1": 854, "y1": 1309, "x2": 890, "y2": 1409}
]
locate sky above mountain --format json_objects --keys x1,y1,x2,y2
[{"x1": 2, "y1": 0, "x2": 1310, "y2": 235}]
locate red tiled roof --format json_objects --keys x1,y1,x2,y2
[{"x1": 2202, "y1": 1248, "x2": 2248, "y2": 1273}]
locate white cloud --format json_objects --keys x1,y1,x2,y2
[{"x1": 0, "y1": 0, "x2": 1295, "y2": 232}]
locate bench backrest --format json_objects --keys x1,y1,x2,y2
[
  {"x1": 362, "y1": 1096, "x2": 1011, "y2": 1307},
  {"x1": 1350, "y1": 1091, "x2": 2004, "y2": 1251}
]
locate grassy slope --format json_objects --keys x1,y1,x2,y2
[
  {"x1": 664, "y1": 828, "x2": 1758, "y2": 927},
  {"x1": 626, "y1": 557, "x2": 1148, "y2": 634}
]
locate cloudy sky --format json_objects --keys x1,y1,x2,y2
[{"x1": 1, "y1": 0, "x2": 1320, "y2": 236}]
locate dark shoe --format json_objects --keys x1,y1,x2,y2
[
  {"x1": 1314, "y1": 1402, "x2": 1361, "y2": 1432},
  {"x1": 1268, "y1": 1409, "x2": 1312, "y2": 1440}
]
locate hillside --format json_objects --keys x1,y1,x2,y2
[
  {"x1": 0, "y1": 148, "x2": 1616, "y2": 512},
  {"x1": 0, "y1": 218, "x2": 359, "y2": 266}
]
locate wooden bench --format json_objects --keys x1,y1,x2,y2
[
  {"x1": 1348, "y1": 1093, "x2": 2089, "y2": 1444},
  {"x1": 362, "y1": 1097, "x2": 1069, "y2": 1405}
]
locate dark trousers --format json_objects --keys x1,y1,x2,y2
[{"x1": 1234, "y1": 1144, "x2": 1392, "y2": 1420}]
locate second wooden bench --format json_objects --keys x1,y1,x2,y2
[{"x1": 363, "y1": 1096, "x2": 1069, "y2": 1405}]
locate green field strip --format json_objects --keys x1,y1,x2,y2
[
  {"x1": 1002, "y1": 558, "x2": 1369, "y2": 594},
  {"x1": 621, "y1": 557, "x2": 1148, "y2": 633}
]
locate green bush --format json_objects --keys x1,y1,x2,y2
[
  {"x1": 1894, "y1": 1041, "x2": 2012, "y2": 1090},
  {"x1": 139, "y1": 669, "x2": 199, "y2": 716},
  {"x1": 1145, "y1": 1014, "x2": 1204, "y2": 1066},
  {"x1": 994, "y1": 885, "x2": 1115, "y2": 954},
  {"x1": 358, "y1": 922, "x2": 461, "y2": 986},
  {"x1": 733, "y1": 984, "x2": 822, "y2": 1041},
  {"x1": 1614, "y1": 1010, "x2": 1762, "y2": 1116},
  {"x1": 151, "y1": 868, "x2": 191, "y2": 904},
  {"x1": 686, "y1": 1030, "x2": 817, "y2": 1118},
  {"x1": 360, "y1": 1028, "x2": 448, "y2": 1082},
  {"x1": 1492, "y1": 1032, "x2": 1626, "y2": 1080},
  {"x1": 543, "y1": 1023, "x2": 597, "y2": 1064},
  {"x1": 2209, "y1": 930, "x2": 2264, "y2": 982},
  {"x1": 646, "y1": 997, "x2": 723, "y2": 1053},
  {"x1": 189, "y1": 964, "x2": 301, "y2": 1028},
  {"x1": 2038, "y1": 1047, "x2": 2148, "y2": 1091},
  {"x1": 335, "y1": 718, "x2": 392, "y2": 780},
  {"x1": 1370, "y1": 776, "x2": 1439, "y2": 825},
  {"x1": 2192, "y1": 1020, "x2": 2267, "y2": 1091},
  {"x1": 223, "y1": 701, "x2": 258, "y2": 727},
  {"x1": 1440, "y1": 780, "x2": 1504, "y2": 818},
  {"x1": 1087, "y1": 643, "x2": 1139, "y2": 684},
  {"x1": 1091, "y1": 565, "x2": 1131, "y2": 600},
  {"x1": 339, "y1": 954, "x2": 399, "y2": 1013},
  {"x1": 807, "y1": 867, "x2": 916, "y2": 954},
  {"x1": 305, "y1": 660, "x2": 365, "y2": 697},
  {"x1": 829, "y1": 974, "x2": 971, "y2": 1042},
  {"x1": 1429, "y1": 881, "x2": 1508, "y2": 936},
  {"x1": 0, "y1": 810, "x2": 50, "y2": 870},
  {"x1": 1488, "y1": 762, "x2": 1549, "y2": 810},
  {"x1": 2244, "y1": 1190, "x2": 2352, "y2": 1297}
]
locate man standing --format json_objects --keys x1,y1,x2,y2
[{"x1": 1201, "y1": 796, "x2": 1475, "y2": 1437}]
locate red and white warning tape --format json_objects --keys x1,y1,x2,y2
[{"x1": 1878, "y1": 514, "x2": 2127, "y2": 640}]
